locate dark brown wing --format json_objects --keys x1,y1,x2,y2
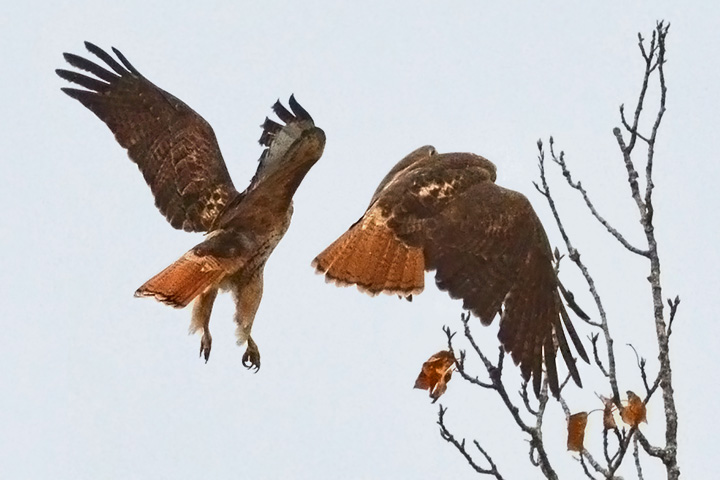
[
  {"x1": 377, "y1": 153, "x2": 588, "y2": 396},
  {"x1": 56, "y1": 42, "x2": 238, "y2": 232}
]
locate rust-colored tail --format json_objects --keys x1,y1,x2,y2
[
  {"x1": 312, "y1": 216, "x2": 425, "y2": 297},
  {"x1": 135, "y1": 251, "x2": 232, "y2": 308}
]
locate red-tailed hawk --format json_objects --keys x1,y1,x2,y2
[
  {"x1": 313, "y1": 146, "x2": 588, "y2": 396},
  {"x1": 57, "y1": 42, "x2": 326, "y2": 370}
]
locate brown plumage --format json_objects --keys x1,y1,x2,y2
[
  {"x1": 313, "y1": 146, "x2": 589, "y2": 396},
  {"x1": 313, "y1": 213, "x2": 425, "y2": 296},
  {"x1": 137, "y1": 250, "x2": 238, "y2": 308},
  {"x1": 58, "y1": 42, "x2": 326, "y2": 369}
]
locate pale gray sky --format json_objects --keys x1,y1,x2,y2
[{"x1": 2, "y1": 1, "x2": 717, "y2": 479}]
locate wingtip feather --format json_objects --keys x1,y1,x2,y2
[
  {"x1": 111, "y1": 46, "x2": 140, "y2": 75},
  {"x1": 83, "y1": 40, "x2": 99, "y2": 52},
  {"x1": 289, "y1": 94, "x2": 313, "y2": 122},
  {"x1": 272, "y1": 99, "x2": 295, "y2": 123},
  {"x1": 258, "y1": 117, "x2": 282, "y2": 146},
  {"x1": 82, "y1": 41, "x2": 127, "y2": 75}
]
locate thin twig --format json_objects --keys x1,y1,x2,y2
[
  {"x1": 520, "y1": 380, "x2": 539, "y2": 416},
  {"x1": 445, "y1": 326, "x2": 494, "y2": 389},
  {"x1": 579, "y1": 454, "x2": 599, "y2": 480},
  {"x1": 590, "y1": 333, "x2": 610, "y2": 378},
  {"x1": 634, "y1": 434, "x2": 645, "y2": 480},
  {"x1": 620, "y1": 106, "x2": 651, "y2": 143},
  {"x1": 606, "y1": 427, "x2": 639, "y2": 478},
  {"x1": 636, "y1": 430, "x2": 666, "y2": 460},
  {"x1": 547, "y1": 140, "x2": 648, "y2": 257},
  {"x1": 437, "y1": 406, "x2": 505, "y2": 479},
  {"x1": 536, "y1": 140, "x2": 621, "y2": 405},
  {"x1": 450, "y1": 315, "x2": 559, "y2": 479},
  {"x1": 627, "y1": 343, "x2": 652, "y2": 395},
  {"x1": 666, "y1": 296, "x2": 680, "y2": 338},
  {"x1": 602, "y1": 428, "x2": 613, "y2": 467}
]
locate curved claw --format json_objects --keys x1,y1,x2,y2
[
  {"x1": 199, "y1": 332, "x2": 212, "y2": 363},
  {"x1": 242, "y1": 337, "x2": 261, "y2": 372}
]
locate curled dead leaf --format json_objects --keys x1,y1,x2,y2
[
  {"x1": 567, "y1": 412, "x2": 589, "y2": 452},
  {"x1": 620, "y1": 391, "x2": 647, "y2": 427},
  {"x1": 602, "y1": 397, "x2": 617, "y2": 430},
  {"x1": 414, "y1": 350, "x2": 455, "y2": 402}
]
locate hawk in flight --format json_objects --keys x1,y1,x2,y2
[
  {"x1": 313, "y1": 146, "x2": 588, "y2": 396},
  {"x1": 57, "y1": 42, "x2": 326, "y2": 370}
]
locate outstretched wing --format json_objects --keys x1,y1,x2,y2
[
  {"x1": 378, "y1": 153, "x2": 588, "y2": 396},
  {"x1": 56, "y1": 41, "x2": 238, "y2": 232}
]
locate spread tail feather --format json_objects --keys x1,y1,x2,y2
[
  {"x1": 312, "y1": 216, "x2": 425, "y2": 297},
  {"x1": 135, "y1": 251, "x2": 230, "y2": 308}
]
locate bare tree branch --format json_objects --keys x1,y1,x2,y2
[
  {"x1": 536, "y1": 140, "x2": 621, "y2": 405},
  {"x1": 627, "y1": 343, "x2": 652, "y2": 395},
  {"x1": 590, "y1": 333, "x2": 610, "y2": 378},
  {"x1": 614, "y1": 22, "x2": 680, "y2": 479},
  {"x1": 434, "y1": 21, "x2": 679, "y2": 480},
  {"x1": 666, "y1": 296, "x2": 680, "y2": 338},
  {"x1": 445, "y1": 326, "x2": 494, "y2": 389},
  {"x1": 520, "y1": 380, "x2": 539, "y2": 416},
  {"x1": 634, "y1": 435, "x2": 645, "y2": 480},
  {"x1": 545, "y1": 138, "x2": 649, "y2": 257},
  {"x1": 579, "y1": 454, "x2": 600, "y2": 480},
  {"x1": 540, "y1": 23, "x2": 679, "y2": 478},
  {"x1": 636, "y1": 430, "x2": 665, "y2": 460},
  {"x1": 437, "y1": 405, "x2": 505, "y2": 479},
  {"x1": 444, "y1": 315, "x2": 560, "y2": 479}
]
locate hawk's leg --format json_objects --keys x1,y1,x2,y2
[
  {"x1": 190, "y1": 287, "x2": 218, "y2": 362},
  {"x1": 233, "y1": 268, "x2": 264, "y2": 372}
]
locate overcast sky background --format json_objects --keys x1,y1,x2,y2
[{"x1": 2, "y1": 1, "x2": 718, "y2": 479}]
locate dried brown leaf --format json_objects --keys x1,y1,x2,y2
[
  {"x1": 620, "y1": 391, "x2": 647, "y2": 427},
  {"x1": 414, "y1": 350, "x2": 455, "y2": 402},
  {"x1": 567, "y1": 412, "x2": 589, "y2": 452},
  {"x1": 602, "y1": 397, "x2": 617, "y2": 430}
]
